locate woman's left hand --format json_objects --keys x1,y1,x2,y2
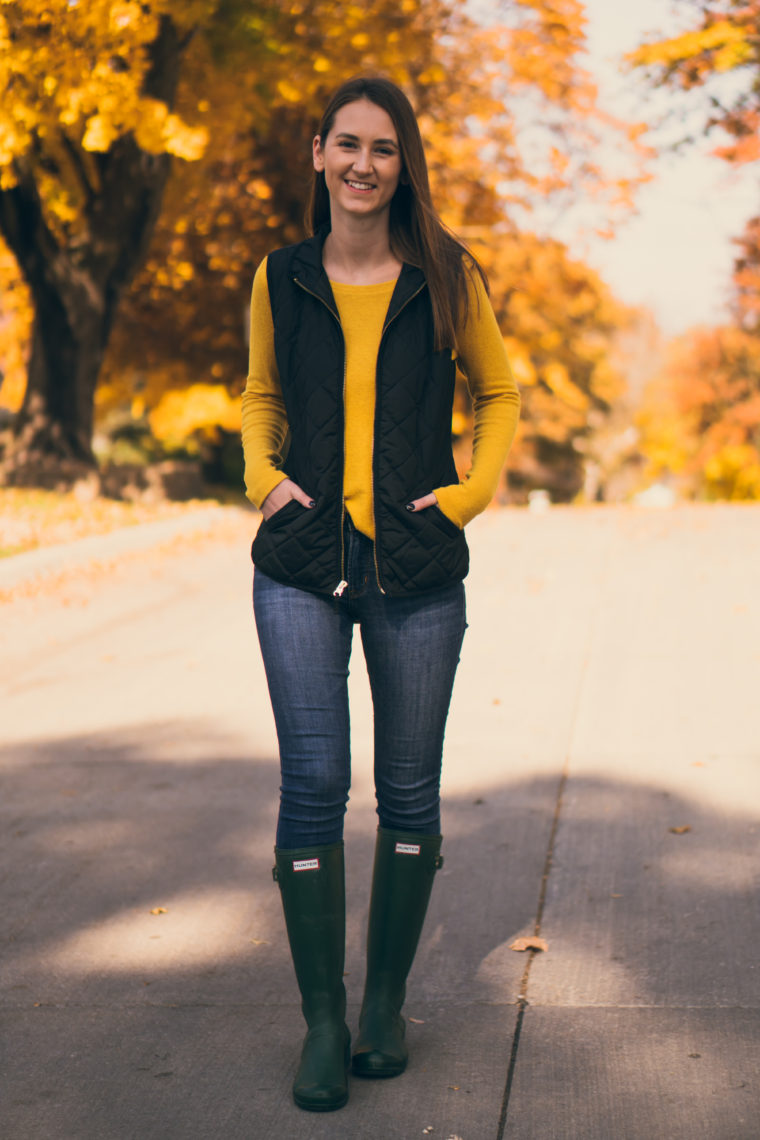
[{"x1": 406, "y1": 492, "x2": 438, "y2": 512}]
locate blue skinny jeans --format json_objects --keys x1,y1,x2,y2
[{"x1": 253, "y1": 517, "x2": 466, "y2": 849}]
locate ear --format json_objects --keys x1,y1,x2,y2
[{"x1": 313, "y1": 135, "x2": 325, "y2": 173}]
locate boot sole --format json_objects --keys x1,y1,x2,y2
[
  {"x1": 293, "y1": 1090, "x2": 349, "y2": 1111},
  {"x1": 352, "y1": 1057, "x2": 407, "y2": 1079}
]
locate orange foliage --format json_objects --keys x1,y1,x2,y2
[
  {"x1": 638, "y1": 325, "x2": 760, "y2": 500},
  {"x1": 1, "y1": 0, "x2": 646, "y2": 476},
  {"x1": 631, "y1": 2, "x2": 760, "y2": 165},
  {"x1": 99, "y1": 0, "x2": 643, "y2": 473},
  {"x1": 466, "y1": 231, "x2": 632, "y2": 501},
  {"x1": 0, "y1": 243, "x2": 31, "y2": 413},
  {"x1": 632, "y1": 2, "x2": 760, "y2": 502}
]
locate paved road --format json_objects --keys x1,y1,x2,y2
[{"x1": 1, "y1": 504, "x2": 758, "y2": 1139}]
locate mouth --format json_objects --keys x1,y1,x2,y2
[{"x1": 345, "y1": 180, "x2": 374, "y2": 192}]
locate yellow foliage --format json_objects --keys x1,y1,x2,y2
[
  {"x1": 0, "y1": 0, "x2": 643, "y2": 483},
  {"x1": 0, "y1": 0, "x2": 207, "y2": 186},
  {"x1": 0, "y1": 238, "x2": 32, "y2": 412},
  {"x1": 704, "y1": 445, "x2": 760, "y2": 499},
  {"x1": 148, "y1": 383, "x2": 241, "y2": 448},
  {"x1": 503, "y1": 338, "x2": 537, "y2": 387},
  {"x1": 638, "y1": 325, "x2": 760, "y2": 500},
  {"x1": 542, "y1": 361, "x2": 589, "y2": 412},
  {"x1": 630, "y1": 3, "x2": 759, "y2": 169},
  {"x1": 631, "y1": 21, "x2": 749, "y2": 71}
]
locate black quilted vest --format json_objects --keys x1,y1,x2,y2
[{"x1": 250, "y1": 229, "x2": 469, "y2": 597}]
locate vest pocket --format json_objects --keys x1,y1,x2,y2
[
  {"x1": 429, "y1": 503, "x2": 463, "y2": 538},
  {"x1": 261, "y1": 498, "x2": 308, "y2": 530}
]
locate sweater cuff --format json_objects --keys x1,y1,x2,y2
[{"x1": 432, "y1": 485, "x2": 468, "y2": 529}]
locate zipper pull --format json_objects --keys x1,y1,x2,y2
[{"x1": 333, "y1": 579, "x2": 348, "y2": 597}]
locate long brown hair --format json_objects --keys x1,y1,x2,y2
[{"x1": 306, "y1": 76, "x2": 488, "y2": 351}]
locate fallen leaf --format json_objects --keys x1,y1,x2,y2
[
  {"x1": 448, "y1": 1085, "x2": 460, "y2": 1090},
  {"x1": 610, "y1": 893, "x2": 622, "y2": 899},
  {"x1": 669, "y1": 825, "x2": 691, "y2": 835},
  {"x1": 509, "y1": 936, "x2": 548, "y2": 953},
  {"x1": 150, "y1": 907, "x2": 168, "y2": 915},
  {"x1": 408, "y1": 1017, "x2": 425, "y2": 1024},
  {"x1": 250, "y1": 939, "x2": 268, "y2": 946}
]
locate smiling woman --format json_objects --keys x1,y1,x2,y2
[
  {"x1": 313, "y1": 101, "x2": 403, "y2": 247},
  {"x1": 241, "y1": 75, "x2": 521, "y2": 1113}
]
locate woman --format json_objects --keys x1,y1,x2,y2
[{"x1": 242, "y1": 76, "x2": 520, "y2": 1112}]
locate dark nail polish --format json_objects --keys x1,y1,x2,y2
[
  {"x1": 308, "y1": 500, "x2": 316, "y2": 508},
  {"x1": 406, "y1": 503, "x2": 415, "y2": 512}
]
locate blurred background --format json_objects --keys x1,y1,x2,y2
[{"x1": 1, "y1": 0, "x2": 759, "y2": 545}]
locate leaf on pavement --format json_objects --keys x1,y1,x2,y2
[
  {"x1": 669, "y1": 825, "x2": 691, "y2": 834},
  {"x1": 509, "y1": 936, "x2": 548, "y2": 952}
]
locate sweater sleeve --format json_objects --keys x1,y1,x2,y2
[
  {"x1": 432, "y1": 270, "x2": 521, "y2": 528},
  {"x1": 241, "y1": 257, "x2": 290, "y2": 508}
]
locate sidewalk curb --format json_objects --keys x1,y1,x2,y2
[{"x1": 0, "y1": 505, "x2": 251, "y2": 589}]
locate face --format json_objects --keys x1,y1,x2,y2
[{"x1": 313, "y1": 99, "x2": 403, "y2": 221}]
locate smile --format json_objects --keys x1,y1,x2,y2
[{"x1": 345, "y1": 180, "x2": 374, "y2": 191}]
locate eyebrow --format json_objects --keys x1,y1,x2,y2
[{"x1": 334, "y1": 132, "x2": 399, "y2": 149}]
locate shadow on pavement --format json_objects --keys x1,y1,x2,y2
[{"x1": 1, "y1": 727, "x2": 758, "y2": 1139}]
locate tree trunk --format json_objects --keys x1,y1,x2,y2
[
  {"x1": 0, "y1": 16, "x2": 182, "y2": 482},
  {"x1": 15, "y1": 294, "x2": 113, "y2": 466}
]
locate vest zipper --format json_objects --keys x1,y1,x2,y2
[
  {"x1": 371, "y1": 281, "x2": 427, "y2": 594},
  {"x1": 293, "y1": 275, "x2": 348, "y2": 597}
]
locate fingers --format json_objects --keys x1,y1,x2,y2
[
  {"x1": 261, "y1": 478, "x2": 315, "y2": 519},
  {"x1": 405, "y1": 492, "x2": 438, "y2": 513},
  {"x1": 290, "y1": 483, "x2": 317, "y2": 509}
]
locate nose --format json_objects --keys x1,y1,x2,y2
[{"x1": 352, "y1": 147, "x2": 373, "y2": 174}]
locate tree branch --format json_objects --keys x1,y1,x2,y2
[{"x1": 59, "y1": 131, "x2": 97, "y2": 209}]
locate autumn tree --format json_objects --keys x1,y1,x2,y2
[
  {"x1": 0, "y1": 1, "x2": 211, "y2": 469},
  {"x1": 631, "y1": 2, "x2": 760, "y2": 498},
  {"x1": 1, "y1": 0, "x2": 644, "y2": 483},
  {"x1": 638, "y1": 325, "x2": 760, "y2": 500},
  {"x1": 631, "y1": 2, "x2": 760, "y2": 160},
  {"x1": 99, "y1": 0, "x2": 643, "y2": 488},
  {"x1": 466, "y1": 231, "x2": 633, "y2": 501}
]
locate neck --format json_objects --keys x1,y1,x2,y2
[{"x1": 322, "y1": 213, "x2": 401, "y2": 284}]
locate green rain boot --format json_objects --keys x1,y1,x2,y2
[
  {"x1": 273, "y1": 842, "x2": 351, "y2": 1111},
  {"x1": 352, "y1": 828, "x2": 443, "y2": 1079}
]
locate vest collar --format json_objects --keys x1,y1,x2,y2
[{"x1": 290, "y1": 225, "x2": 427, "y2": 326}]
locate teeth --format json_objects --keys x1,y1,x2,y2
[{"x1": 347, "y1": 180, "x2": 372, "y2": 190}]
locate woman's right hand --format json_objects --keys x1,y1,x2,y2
[{"x1": 261, "y1": 478, "x2": 315, "y2": 520}]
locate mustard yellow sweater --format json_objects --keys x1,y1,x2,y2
[{"x1": 242, "y1": 257, "x2": 520, "y2": 537}]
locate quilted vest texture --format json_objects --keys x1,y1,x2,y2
[{"x1": 250, "y1": 229, "x2": 469, "y2": 597}]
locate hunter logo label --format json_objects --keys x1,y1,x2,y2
[
  {"x1": 395, "y1": 842, "x2": 421, "y2": 855},
  {"x1": 292, "y1": 858, "x2": 320, "y2": 872}
]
